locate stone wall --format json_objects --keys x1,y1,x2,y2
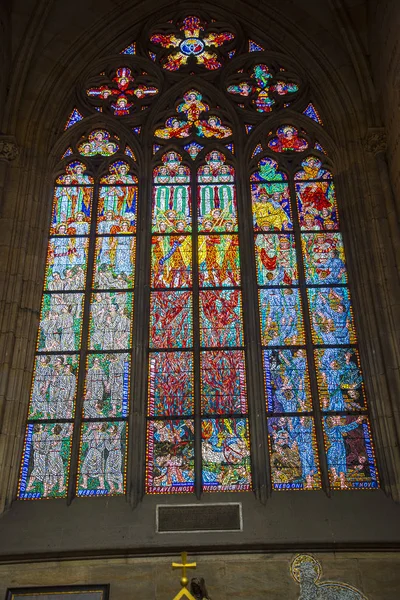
[{"x1": 0, "y1": 552, "x2": 399, "y2": 599}]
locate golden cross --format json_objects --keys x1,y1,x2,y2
[{"x1": 172, "y1": 551, "x2": 197, "y2": 588}]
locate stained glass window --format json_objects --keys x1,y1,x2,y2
[
  {"x1": 19, "y1": 14, "x2": 379, "y2": 501},
  {"x1": 147, "y1": 150, "x2": 251, "y2": 493},
  {"x1": 252, "y1": 149, "x2": 378, "y2": 490},
  {"x1": 18, "y1": 158, "x2": 136, "y2": 499}
]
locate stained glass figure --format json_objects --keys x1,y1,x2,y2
[
  {"x1": 259, "y1": 288, "x2": 305, "y2": 346},
  {"x1": 227, "y1": 64, "x2": 298, "y2": 113},
  {"x1": 154, "y1": 90, "x2": 232, "y2": 139},
  {"x1": 28, "y1": 355, "x2": 79, "y2": 420},
  {"x1": 152, "y1": 152, "x2": 191, "y2": 232},
  {"x1": 197, "y1": 151, "x2": 237, "y2": 231},
  {"x1": 263, "y1": 349, "x2": 311, "y2": 413},
  {"x1": 94, "y1": 236, "x2": 135, "y2": 289},
  {"x1": 98, "y1": 163, "x2": 137, "y2": 231},
  {"x1": 65, "y1": 108, "x2": 83, "y2": 129},
  {"x1": 148, "y1": 352, "x2": 194, "y2": 416},
  {"x1": 184, "y1": 141, "x2": 204, "y2": 160},
  {"x1": 315, "y1": 348, "x2": 366, "y2": 412},
  {"x1": 294, "y1": 156, "x2": 331, "y2": 181},
  {"x1": 199, "y1": 289, "x2": 243, "y2": 347},
  {"x1": 83, "y1": 354, "x2": 130, "y2": 418},
  {"x1": 19, "y1": 423, "x2": 73, "y2": 499},
  {"x1": 149, "y1": 291, "x2": 193, "y2": 348},
  {"x1": 87, "y1": 67, "x2": 158, "y2": 116},
  {"x1": 268, "y1": 126, "x2": 308, "y2": 152},
  {"x1": 77, "y1": 421, "x2": 127, "y2": 496},
  {"x1": 37, "y1": 293, "x2": 84, "y2": 352},
  {"x1": 323, "y1": 416, "x2": 378, "y2": 489},
  {"x1": 303, "y1": 103, "x2": 323, "y2": 125},
  {"x1": 89, "y1": 292, "x2": 133, "y2": 350},
  {"x1": 202, "y1": 418, "x2": 251, "y2": 491},
  {"x1": 151, "y1": 235, "x2": 192, "y2": 288},
  {"x1": 150, "y1": 16, "x2": 234, "y2": 72},
  {"x1": 78, "y1": 130, "x2": 118, "y2": 157},
  {"x1": 249, "y1": 40, "x2": 265, "y2": 52},
  {"x1": 44, "y1": 237, "x2": 88, "y2": 290},
  {"x1": 198, "y1": 235, "x2": 240, "y2": 287},
  {"x1": 301, "y1": 233, "x2": 346, "y2": 284},
  {"x1": 201, "y1": 350, "x2": 247, "y2": 414},
  {"x1": 146, "y1": 420, "x2": 195, "y2": 493},
  {"x1": 296, "y1": 181, "x2": 338, "y2": 231},
  {"x1": 255, "y1": 234, "x2": 298, "y2": 286},
  {"x1": 307, "y1": 288, "x2": 356, "y2": 345},
  {"x1": 268, "y1": 416, "x2": 321, "y2": 490}
]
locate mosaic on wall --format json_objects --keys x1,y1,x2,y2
[{"x1": 19, "y1": 12, "x2": 378, "y2": 500}]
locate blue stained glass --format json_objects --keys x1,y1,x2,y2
[
  {"x1": 303, "y1": 103, "x2": 323, "y2": 125},
  {"x1": 323, "y1": 416, "x2": 379, "y2": 489},
  {"x1": 121, "y1": 42, "x2": 136, "y2": 54},
  {"x1": 263, "y1": 349, "x2": 311, "y2": 413},
  {"x1": 259, "y1": 288, "x2": 305, "y2": 346},
  {"x1": 202, "y1": 418, "x2": 251, "y2": 491},
  {"x1": 268, "y1": 416, "x2": 321, "y2": 490},
  {"x1": 65, "y1": 108, "x2": 83, "y2": 129},
  {"x1": 315, "y1": 348, "x2": 366, "y2": 412},
  {"x1": 307, "y1": 288, "x2": 356, "y2": 345},
  {"x1": 249, "y1": 40, "x2": 264, "y2": 52}
]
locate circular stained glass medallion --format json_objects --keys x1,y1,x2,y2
[{"x1": 180, "y1": 37, "x2": 205, "y2": 56}]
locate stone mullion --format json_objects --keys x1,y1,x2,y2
[
  {"x1": 127, "y1": 149, "x2": 152, "y2": 507},
  {"x1": 236, "y1": 149, "x2": 270, "y2": 503}
]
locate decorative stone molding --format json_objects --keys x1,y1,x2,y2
[
  {"x1": 364, "y1": 127, "x2": 387, "y2": 155},
  {"x1": 0, "y1": 135, "x2": 19, "y2": 161}
]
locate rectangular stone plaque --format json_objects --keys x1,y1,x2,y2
[
  {"x1": 6, "y1": 586, "x2": 109, "y2": 599},
  {"x1": 157, "y1": 503, "x2": 242, "y2": 533}
]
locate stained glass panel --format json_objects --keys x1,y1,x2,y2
[
  {"x1": 255, "y1": 234, "x2": 298, "y2": 286},
  {"x1": 263, "y1": 349, "x2": 311, "y2": 413},
  {"x1": 89, "y1": 292, "x2": 133, "y2": 350},
  {"x1": 315, "y1": 348, "x2": 366, "y2": 412},
  {"x1": 148, "y1": 352, "x2": 194, "y2": 416},
  {"x1": 97, "y1": 187, "x2": 137, "y2": 232},
  {"x1": 94, "y1": 236, "x2": 136, "y2": 289},
  {"x1": 149, "y1": 291, "x2": 193, "y2": 348},
  {"x1": 146, "y1": 420, "x2": 195, "y2": 493},
  {"x1": 301, "y1": 233, "x2": 347, "y2": 285},
  {"x1": 37, "y1": 293, "x2": 84, "y2": 352},
  {"x1": 77, "y1": 421, "x2": 127, "y2": 496},
  {"x1": 259, "y1": 288, "x2": 305, "y2": 346},
  {"x1": 323, "y1": 416, "x2": 378, "y2": 489},
  {"x1": 152, "y1": 153, "x2": 191, "y2": 233},
  {"x1": 199, "y1": 290, "x2": 243, "y2": 347},
  {"x1": 307, "y1": 288, "x2": 356, "y2": 345},
  {"x1": 151, "y1": 236, "x2": 192, "y2": 288},
  {"x1": 197, "y1": 152, "x2": 237, "y2": 231},
  {"x1": 296, "y1": 180, "x2": 338, "y2": 231},
  {"x1": 268, "y1": 126, "x2": 308, "y2": 153},
  {"x1": 268, "y1": 416, "x2": 321, "y2": 490},
  {"x1": 28, "y1": 355, "x2": 79, "y2": 420},
  {"x1": 251, "y1": 182, "x2": 292, "y2": 231},
  {"x1": 83, "y1": 354, "x2": 130, "y2": 418},
  {"x1": 202, "y1": 418, "x2": 251, "y2": 491},
  {"x1": 201, "y1": 350, "x2": 247, "y2": 414},
  {"x1": 198, "y1": 235, "x2": 240, "y2": 287},
  {"x1": 18, "y1": 423, "x2": 73, "y2": 499},
  {"x1": 51, "y1": 187, "x2": 92, "y2": 235},
  {"x1": 44, "y1": 238, "x2": 88, "y2": 290}
]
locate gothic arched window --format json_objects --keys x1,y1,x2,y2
[{"x1": 17, "y1": 13, "x2": 379, "y2": 501}]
